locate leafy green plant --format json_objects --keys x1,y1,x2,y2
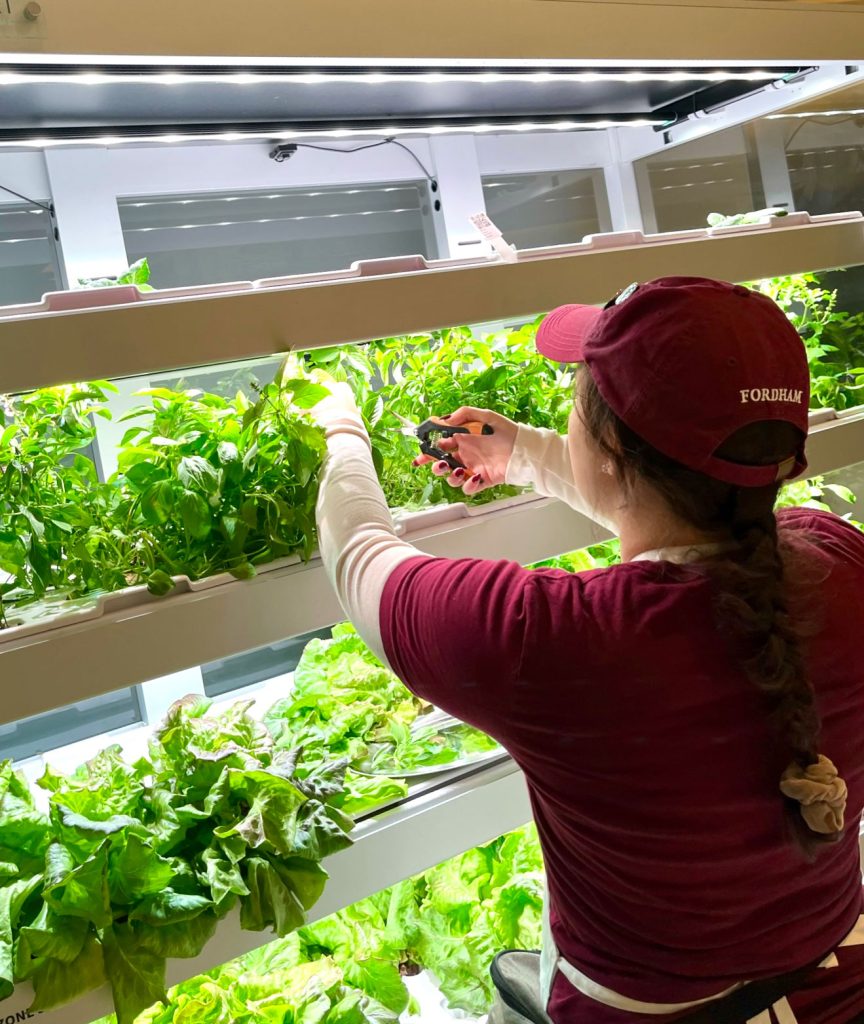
[
  {"x1": 137, "y1": 956, "x2": 398, "y2": 1024},
  {"x1": 0, "y1": 366, "x2": 329, "y2": 622},
  {"x1": 264, "y1": 624, "x2": 498, "y2": 815},
  {"x1": 310, "y1": 320, "x2": 575, "y2": 510},
  {"x1": 115, "y1": 367, "x2": 329, "y2": 591},
  {"x1": 751, "y1": 273, "x2": 864, "y2": 410},
  {"x1": 531, "y1": 538, "x2": 621, "y2": 572},
  {"x1": 0, "y1": 382, "x2": 118, "y2": 623},
  {"x1": 2, "y1": 697, "x2": 353, "y2": 1024},
  {"x1": 160, "y1": 823, "x2": 545, "y2": 1021},
  {"x1": 78, "y1": 258, "x2": 155, "y2": 292}
]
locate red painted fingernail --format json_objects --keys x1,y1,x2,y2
[
  {"x1": 412, "y1": 457, "x2": 421, "y2": 467},
  {"x1": 437, "y1": 461, "x2": 449, "y2": 471},
  {"x1": 453, "y1": 467, "x2": 465, "y2": 478},
  {"x1": 441, "y1": 414, "x2": 451, "y2": 420},
  {"x1": 471, "y1": 474, "x2": 483, "y2": 484}
]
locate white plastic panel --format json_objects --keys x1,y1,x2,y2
[
  {"x1": 1, "y1": 212, "x2": 863, "y2": 394},
  {"x1": 806, "y1": 407, "x2": 864, "y2": 477}
]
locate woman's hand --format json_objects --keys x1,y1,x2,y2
[{"x1": 414, "y1": 407, "x2": 519, "y2": 496}]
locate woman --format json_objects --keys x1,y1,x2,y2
[{"x1": 314, "y1": 276, "x2": 864, "y2": 1024}]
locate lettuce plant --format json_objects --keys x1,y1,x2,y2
[
  {"x1": 265, "y1": 624, "x2": 498, "y2": 816},
  {"x1": 136, "y1": 824, "x2": 545, "y2": 1024},
  {"x1": 2, "y1": 697, "x2": 353, "y2": 1024}
]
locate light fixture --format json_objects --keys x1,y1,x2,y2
[
  {"x1": 0, "y1": 117, "x2": 670, "y2": 149},
  {"x1": 767, "y1": 108, "x2": 864, "y2": 119},
  {"x1": 125, "y1": 208, "x2": 417, "y2": 232},
  {"x1": 0, "y1": 68, "x2": 796, "y2": 88},
  {"x1": 122, "y1": 186, "x2": 417, "y2": 208}
]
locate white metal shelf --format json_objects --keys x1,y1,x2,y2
[
  {"x1": 0, "y1": 757, "x2": 532, "y2": 1024},
  {"x1": 1, "y1": 0, "x2": 863, "y2": 61},
  {"x1": 806, "y1": 407, "x2": 864, "y2": 478},
  {"x1": 1, "y1": 408, "x2": 863, "y2": 728},
  {"x1": 1, "y1": 213, "x2": 863, "y2": 394},
  {"x1": 0, "y1": 493, "x2": 607, "y2": 727}
]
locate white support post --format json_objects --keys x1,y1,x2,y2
[
  {"x1": 427, "y1": 135, "x2": 491, "y2": 260},
  {"x1": 137, "y1": 666, "x2": 207, "y2": 724},
  {"x1": 603, "y1": 128, "x2": 647, "y2": 233},
  {"x1": 44, "y1": 149, "x2": 129, "y2": 283},
  {"x1": 751, "y1": 120, "x2": 796, "y2": 213}
]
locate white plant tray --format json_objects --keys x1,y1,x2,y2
[
  {"x1": 0, "y1": 491, "x2": 602, "y2": 726},
  {"x1": 0, "y1": 492, "x2": 540, "y2": 649},
  {"x1": 4, "y1": 212, "x2": 864, "y2": 398},
  {"x1": 1, "y1": 211, "x2": 859, "y2": 325}
]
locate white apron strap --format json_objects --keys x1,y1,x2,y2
[
  {"x1": 540, "y1": 910, "x2": 864, "y2": 1022},
  {"x1": 748, "y1": 1013, "x2": 772, "y2": 1024},
  {"x1": 539, "y1": 891, "x2": 558, "y2": 1009}
]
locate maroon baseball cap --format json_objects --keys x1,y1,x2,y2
[{"x1": 536, "y1": 276, "x2": 809, "y2": 487}]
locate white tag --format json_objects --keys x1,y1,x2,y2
[{"x1": 469, "y1": 213, "x2": 518, "y2": 263}]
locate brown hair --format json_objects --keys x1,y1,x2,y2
[{"x1": 578, "y1": 367, "x2": 839, "y2": 859}]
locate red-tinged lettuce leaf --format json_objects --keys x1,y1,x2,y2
[
  {"x1": 101, "y1": 922, "x2": 167, "y2": 1024},
  {"x1": 108, "y1": 833, "x2": 176, "y2": 907},
  {"x1": 29, "y1": 931, "x2": 106, "y2": 1012},
  {"x1": 293, "y1": 801, "x2": 354, "y2": 861},
  {"x1": 43, "y1": 841, "x2": 112, "y2": 929},
  {"x1": 0, "y1": 873, "x2": 43, "y2": 999},
  {"x1": 212, "y1": 768, "x2": 307, "y2": 856}
]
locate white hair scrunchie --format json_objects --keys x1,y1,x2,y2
[{"x1": 779, "y1": 754, "x2": 847, "y2": 835}]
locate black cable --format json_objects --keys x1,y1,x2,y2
[
  {"x1": 382, "y1": 139, "x2": 437, "y2": 187},
  {"x1": 0, "y1": 182, "x2": 53, "y2": 214},
  {"x1": 277, "y1": 137, "x2": 438, "y2": 188}
]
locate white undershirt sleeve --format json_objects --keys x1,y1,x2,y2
[
  {"x1": 315, "y1": 410, "x2": 429, "y2": 666},
  {"x1": 316, "y1": 416, "x2": 611, "y2": 665},
  {"x1": 505, "y1": 423, "x2": 610, "y2": 527}
]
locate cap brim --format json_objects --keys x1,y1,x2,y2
[{"x1": 536, "y1": 304, "x2": 604, "y2": 364}]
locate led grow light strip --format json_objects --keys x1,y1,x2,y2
[
  {"x1": 0, "y1": 119, "x2": 669, "y2": 149},
  {"x1": 767, "y1": 108, "x2": 864, "y2": 118},
  {"x1": 0, "y1": 70, "x2": 786, "y2": 87},
  {"x1": 122, "y1": 186, "x2": 416, "y2": 207},
  {"x1": 126, "y1": 208, "x2": 419, "y2": 231}
]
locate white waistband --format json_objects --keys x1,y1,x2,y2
[{"x1": 541, "y1": 909, "x2": 864, "y2": 1019}]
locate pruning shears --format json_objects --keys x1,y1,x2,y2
[{"x1": 394, "y1": 412, "x2": 494, "y2": 471}]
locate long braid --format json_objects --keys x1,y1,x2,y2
[
  {"x1": 578, "y1": 367, "x2": 845, "y2": 858},
  {"x1": 711, "y1": 498, "x2": 838, "y2": 857}
]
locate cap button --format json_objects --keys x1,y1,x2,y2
[{"x1": 731, "y1": 284, "x2": 750, "y2": 297}]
